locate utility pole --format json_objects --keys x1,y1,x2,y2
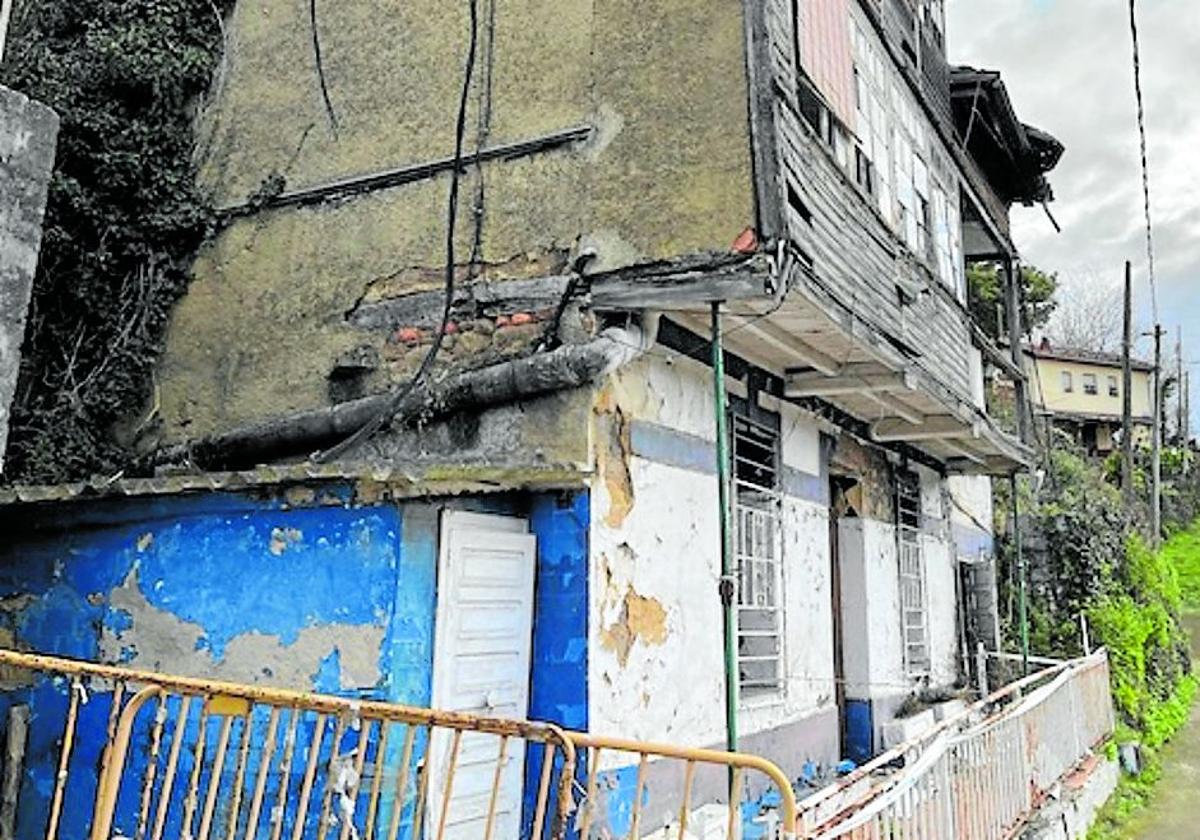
[
  {"x1": 1152, "y1": 324, "x2": 1164, "y2": 548},
  {"x1": 1178, "y1": 327, "x2": 1185, "y2": 446},
  {"x1": 1186, "y1": 369, "x2": 1192, "y2": 448},
  {"x1": 1121, "y1": 262, "x2": 1135, "y2": 505}
]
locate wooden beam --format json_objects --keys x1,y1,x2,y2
[
  {"x1": 785, "y1": 365, "x2": 914, "y2": 397},
  {"x1": 866, "y1": 392, "x2": 925, "y2": 425},
  {"x1": 871, "y1": 416, "x2": 979, "y2": 443},
  {"x1": 742, "y1": 319, "x2": 841, "y2": 376},
  {"x1": 942, "y1": 440, "x2": 986, "y2": 465}
]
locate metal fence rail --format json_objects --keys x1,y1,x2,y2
[
  {"x1": 0, "y1": 648, "x2": 806, "y2": 840},
  {"x1": 0, "y1": 648, "x2": 578, "y2": 840},
  {"x1": 566, "y1": 731, "x2": 800, "y2": 839},
  {"x1": 796, "y1": 651, "x2": 1115, "y2": 840}
]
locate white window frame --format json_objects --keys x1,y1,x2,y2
[
  {"x1": 896, "y1": 474, "x2": 930, "y2": 678},
  {"x1": 1083, "y1": 373, "x2": 1098, "y2": 395},
  {"x1": 732, "y1": 414, "x2": 786, "y2": 697},
  {"x1": 1062, "y1": 371, "x2": 1074, "y2": 393}
]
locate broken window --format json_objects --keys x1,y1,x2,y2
[
  {"x1": 896, "y1": 471, "x2": 930, "y2": 678},
  {"x1": 732, "y1": 412, "x2": 785, "y2": 696},
  {"x1": 1083, "y1": 373, "x2": 1098, "y2": 396}
]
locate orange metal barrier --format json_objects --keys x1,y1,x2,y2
[
  {"x1": 0, "y1": 649, "x2": 577, "y2": 840},
  {"x1": 0, "y1": 648, "x2": 810, "y2": 840}
]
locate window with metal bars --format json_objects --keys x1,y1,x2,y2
[
  {"x1": 896, "y1": 471, "x2": 930, "y2": 677},
  {"x1": 732, "y1": 413, "x2": 785, "y2": 696}
]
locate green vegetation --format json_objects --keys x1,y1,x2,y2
[
  {"x1": 1162, "y1": 514, "x2": 1200, "y2": 612},
  {"x1": 967, "y1": 262, "x2": 1058, "y2": 342},
  {"x1": 0, "y1": 0, "x2": 232, "y2": 484},
  {"x1": 997, "y1": 439, "x2": 1200, "y2": 838}
]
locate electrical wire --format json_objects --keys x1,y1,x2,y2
[
  {"x1": 1127, "y1": 0, "x2": 1159, "y2": 326},
  {"x1": 467, "y1": 0, "x2": 497, "y2": 275},
  {"x1": 314, "y1": 0, "x2": 479, "y2": 463},
  {"x1": 309, "y1": 0, "x2": 339, "y2": 135}
]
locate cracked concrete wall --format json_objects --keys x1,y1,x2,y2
[
  {"x1": 0, "y1": 87, "x2": 58, "y2": 473},
  {"x1": 152, "y1": 0, "x2": 755, "y2": 445}
]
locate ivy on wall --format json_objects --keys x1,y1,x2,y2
[{"x1": 1, "y1": 0, "x2": 233, "y2": 484}]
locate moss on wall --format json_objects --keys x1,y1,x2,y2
[{"x1": 155, "y1": 0, "x2": 756, "y2": 444}]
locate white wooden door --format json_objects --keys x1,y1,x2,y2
[{"x1": 428, "y1": 511, "x2": 537, "y2": 840}]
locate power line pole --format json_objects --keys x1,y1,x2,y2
[
  {"x1": 1122, "y1": 262, "x2": 1135, "y2": 505},
  {"x1": 1152, "y1": 323, "x2": 1164, "y2": 548},
  {"x1": 1177, "y1": 326, "x2": 1184, "y2": 445}
]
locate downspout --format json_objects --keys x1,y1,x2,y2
[{"x1": 711, "y1": 302, "x2": 739, "y2": 753}]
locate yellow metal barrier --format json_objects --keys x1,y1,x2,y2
[
  {"x1": 0, "y1": 649, "x2": 577, "y2": 840},
  {"x1": 0, "y1": 648, "x2": 803, "y2": 839},
  {"x1": 565, "y1": 732, "x2": 800, "y2": 839}
]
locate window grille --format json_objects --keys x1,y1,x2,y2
[
  {"x1": 732, "y1": 414, "x2": 784, "y2": 695},
  {"x1": 896, "y1": 473, "x2": 930, "y2": 677}
]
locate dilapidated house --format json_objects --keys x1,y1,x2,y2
[{"x1": 0, "y1": 0, "x2": 1061, "y2": 836}]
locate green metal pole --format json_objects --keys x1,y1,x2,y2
[
  {"x1": 1010, "y1": 473, "x2": 1030, "y2": 676},
  {"x1": 711, "y1": 301, "x2": 739, "y2": 753}
]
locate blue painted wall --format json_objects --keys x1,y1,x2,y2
[
  {"x1": 0, "y1": 487, "x2": 434, "y2": 840},
  {"x1": 844, "y1": 699, "x2": 873, "y2": 765},
  {"x1": 522, "y1": 491, "x2": 590, "y2": 839}
]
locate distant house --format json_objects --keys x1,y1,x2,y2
[{"x1": 1024, "y1": 339, "x2": 1154, "y2": 454}]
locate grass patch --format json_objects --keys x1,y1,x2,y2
[{"x1": 1162, "y1": 521, "x2": 1200, "y2": 609}]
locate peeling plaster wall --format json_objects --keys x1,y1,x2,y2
[
  {"x1": 154, "y1": 0, "x2": 755, "y2": 442},
  {"x1": 0, "y1": 487, "x2": 437, "y2": 839},
  {"x1": 588, "y1": 352, "x2": 838, "y2": 793},
  {"x1": 0, "y1": 487, "x2": 590, "y2": 837},
  {"x1": 0, "y1": 491, "x2": 415, "y2": 693}
]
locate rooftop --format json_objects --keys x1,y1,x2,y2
[{"x1": 1024, "y1": 341, "x2": 1154, "y2": 372}]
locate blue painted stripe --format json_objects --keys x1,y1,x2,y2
[
  {"x1": 629, "y1": 420, "x2": 716, "y2": 475},
  {"x1": 952, "y1": 521, "x2": 995, "y2": 557},
  {"x1": 781, "y1": 465, "x2": 828, "y2": 506},
  {"x1": 629, "y1": 420, "x2": 828, "y2": 505}
]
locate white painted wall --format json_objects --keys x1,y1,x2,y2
[
  {"x1": 923, "y1": 532, "x2": 959, "y2": 687},
  {"x1": 588, "y1": 353, "x2": 836, "y2": 759},
  {"x1": 947, "y1": 475, "x2": 995, "y2": 549},
  {"x1": 836, "y1": 517, "x2": 905, "y2": 700}
]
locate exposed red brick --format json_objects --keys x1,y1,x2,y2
[
  {"x1": 732, "y1": 226, "x2": 759, "y2": 254},
  {"x1": 510, "y1": 312, "x2": 535, "y2": 326},
  {"x1": 395, "y1": 327, "x2": 422, "y2": 345}
]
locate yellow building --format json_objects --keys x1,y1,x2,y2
[{"x1": 1024, "y1": 340, "x2": 1154, "y2": 454}]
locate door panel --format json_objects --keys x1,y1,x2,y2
[{"x1": 429, "y1": 511, "x2": 536, "y2": 840}]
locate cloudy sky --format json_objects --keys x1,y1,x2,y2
[{"x1": 948, "y1": 0, "x2": 1199, "y2": 423}]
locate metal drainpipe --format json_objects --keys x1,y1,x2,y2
[
  {"x1": 1010, "y1": 472, "x2": 1030, "y2": 676},
  {"x1": 711, "y1": 301, "x2": 739, "y2": 753}
]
